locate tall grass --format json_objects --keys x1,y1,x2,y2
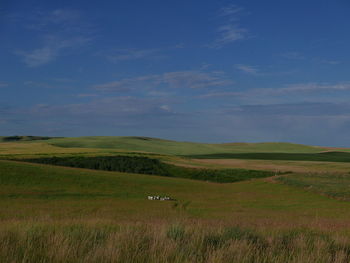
[{"x1": 1, "y1": 222, "x2": 350, "y2": 263}]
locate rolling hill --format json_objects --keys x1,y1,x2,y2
[{"x1": 45, "y1": 136, "x2": 327, "y2": 155}]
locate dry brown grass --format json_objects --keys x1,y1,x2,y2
[
  {"x1": 192, "y1": 158, "x2": 350, "y2": 173},
  {"x1": 1, "y1": 219, "x2": 350, "y2": 263}
]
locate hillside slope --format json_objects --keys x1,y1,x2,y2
[
  {"x1": 46, "y1": 136, "x2": 326, "y2": 155},
  {"x1": 1, "y1": 160, "x2": 349, "y2": 222}
]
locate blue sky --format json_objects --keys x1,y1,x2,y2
[{"x1": 1, "y1": 0, "x2": 350, "y2": 146}]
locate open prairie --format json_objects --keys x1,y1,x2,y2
[
  {"x1": 4, "y1": 0, "x2": 349, "y2": 260},
  {"x1": 2, "y1": 137, "x2": 350, "y2": 261}
]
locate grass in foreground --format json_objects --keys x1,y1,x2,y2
[{"x1": 2, "y1": 222, "x2": 350, "y2": 263}]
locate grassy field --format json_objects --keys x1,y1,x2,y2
[
  {"x1": 1, "y1": 159, "x2": 350, "y2": 224},
  {"x1": 2, "y1": 160, "x2": 350, "y2": 262},
  {"x1": 2, "y1": 222, "x2": 350, "y2": 262},
  {"x1": 190, "y1": 158, "x2": 350, "y2": 173},
  {"x1": 187, "y1": 151, "x2": 350, "y2": 163},
  {"x1": 19, "y1": 155, "x2": 274, "y2": 183},
  {"x1": 2, "y1": 137, "x2": 350, "y2": 261},
  {"x1": 46, "y1": 136, "x2": 328, "y2": 155},
  {"x1": 277, "y1": 173, "x2": 350, "y2": 201}
]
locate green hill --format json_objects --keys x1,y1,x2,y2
[
  {"x1": 1, "y1": 159, "x2": 348, "y2": 222},
  {"x1": 46, "y1": 136, "x2": 326, "y2": 155}
]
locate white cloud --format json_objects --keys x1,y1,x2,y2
[
  {"x1": 216, "y1": 25, "x2": 247, "y2": 45},
  {"x1": 16, "y1": 36, "x2": 91, "y2": 67},
  {"x1": 104, "y1": 48, "x2": 163, "y2": 62},
  {"x1": 281, "y1": 51, "x2": 305, "y2": 60},
  {"x1": 201, "y1": 82, "x2": 350, "y2": 104},
  {"x1": 14, "y1": 8, "x2": 92, "y2": 67},
  {"x1": 0, "y1": 82, "x2": 9, "y2": 88},
  {"x1": 46, "y1": 9, "x2": 81, "y2": 25},
  {"x1": 162, "y1": 71, "x2": 232, "y2": 89},
  {"x1": 24, "y1": 9, "x2": 83, "y2": 32},
  {"x1": 265, "y1": 83, "x2": 350, "y2": 95},
  {"x1": 94, "y1": 71, "x2": 233, "y2": 91},
  {"x1": 317, "y1": 59, "x2": 341, "y2": 65},
  {"x1": 17, "y1": 47, "x2": 57, "y2": 67},
  {"x1": 77, "y1": 94, "x2": 99, "y2": 98},
  {"x1": 23, "y1": 96, "x2": 182, "y2": 130},
  {"x1": 219, "y1": 5, "x2": 244, "y2": 19},
  {"x1": 235, "y1": 64, "x2": 259, "y2": 75},
  {"x1": 210, "y1": 4, "x2": 248, "y2": 48},
  {"x1": 160, "y1": 105, "x2": 171, "y2": 111},
  {"x1": 282, "y1": 52, "x2": 341, "y2": 66}
]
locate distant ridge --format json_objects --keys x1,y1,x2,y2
[
  {"x1": 0, "y1": 136, "x2": 59, "y2": 142},
  {"x1": 42, "y1": 136, "x2": 328, "y2": 155}
]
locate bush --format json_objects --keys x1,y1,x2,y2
[{"x1": 20, "y1": 156, "x2": 274, "y2": 183}]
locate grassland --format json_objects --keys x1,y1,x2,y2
[
  {"x1": 47, "y1": 136, "x2": 328, "y2": 155},
  {"x1": 190, "y1": 158, "x2": 350, "y2": 173},
  {"x1": 187, "y1": 151, "x2": 350, "y2": 162},
  {"x1": 277, "y1": 173, "x2": 350, "y2": 201},
  {"x1": 3, "y1": 222, "x2": 350, "y2": 262},
  {"x1": 2, "y1": 159, "x2": 350, "y2": 223},
  {"x1": 2, "y1": 136, "x2": 350, "y2": 262},
  {"x1": 2, "y1": 160, "x2": 350, "y2": 262},
  {"x1": 19, "y1": 155, "x2": 274, "y2": 183}
]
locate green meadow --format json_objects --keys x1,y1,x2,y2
[
  {"x1": 187, "y1": 151, "x2": 350, "y2": 162},
  {"x1": 47, "y1": 136, "x2": 327, "y2": 155},
  {"x1": 2, "y1": 136, "x2": 350, "y2": 262}
]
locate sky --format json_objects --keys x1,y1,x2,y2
[{"x1": 1, "y1": 0, "x2": 350, "y2": 146}]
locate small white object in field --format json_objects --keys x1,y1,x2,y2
[{"x1": 147, "y1": 195, "x2": 173, "y2": 201}]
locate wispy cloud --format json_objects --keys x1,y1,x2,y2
[
  {"x1": 23, "y1": 80, "x2": 74, "y2": 90},
  {"x1": 23, "y1": 9, "x2": 84, "y2": 33},
  {"x1": 77, "y1": 94, "x2": 99, "y2": 98},
  {"x1": 162, "y1": 71, "x2": 232, "y2": 89},
  {"x1": 316, "y1": 58, "x2": 341, "y2": 65},
  {"x1": 282, "y1": 52, "x2": 341, "y2": 66},
  {"x1": 17, "y1": 47, "x2": 57, "y2": 67},
  {"x1": 94, "y1": 70, "x2": 233, "y2": 91},
  {"x1": 41, "y1": 9, "x2": 80, "y2": 26},
  {"x1": 0, "y1": 82, "x2": 9, "y2": 88},
  {"x1": 219, "y1": 5, "x2": 244, "y2": 19},
  {"x1": 224, "y1": 102, "x2": 350, "y2": 117},
  {"x1": 281, "y1": 51, "x2": 305, "y2": 60},
  {"x1": 16, "y1": 36, "x2": 91, "y2": 67},
  {"x1": 235, "y1": 64, "x2": 259, "y2": 75},
  {"x1": 210, "y1": 4, "x2": 248, "y2": 48},
  {"x1": 279, "y1": 82, "x2": 350, "y2": 93},
  {"x1": 215, "y1": 25, "x2": 247, "y2": 46},
  {"x1": 201, "y1": 82, "x2": 350, "y2": 102},
  {"x1": 102, "y1": 48, "x2": 164, "y2": 62},
  {"x1": 14, "y1": 9, "x2": 93, "y2": 67},
  {"x1": 28, "y1": 97, "x2": 176, "y2": 117},
  {"x1": 100, "y1": 44, "x2": 185, "y2": 63}
]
